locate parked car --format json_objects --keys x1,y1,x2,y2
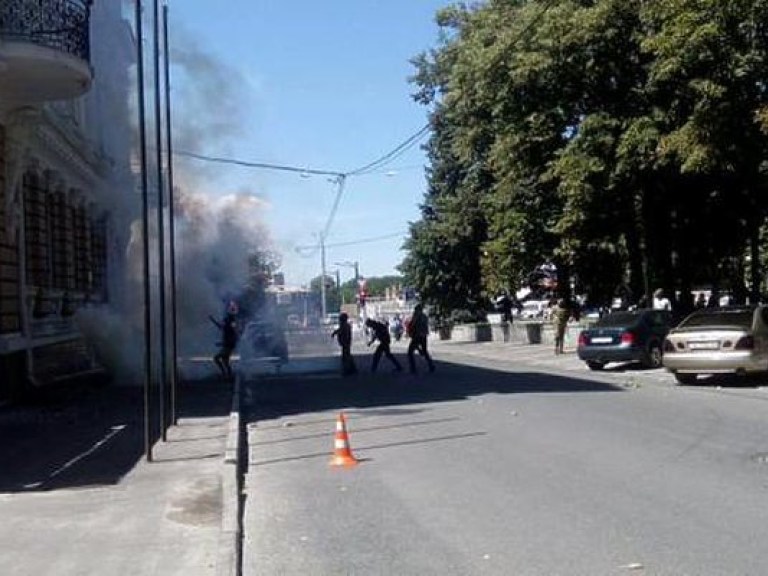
[
  {"x1": 518, "y1": 300, "x2": 550, "y2": 319},
  {"x1": 577, "y1": 309, "x2": 673, "y2": 370},
  {"x1": 662, "y1": 305, "x2": 768, "y2": 385},
  {"x1": 240, "y1": 319, "x2": 289, "y2": 361}
]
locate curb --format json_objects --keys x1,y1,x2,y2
[{"x1": 217, "y1": 375, "x2": 242, "y2": 576}]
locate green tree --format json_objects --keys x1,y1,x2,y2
[{"x1": 403, "y1": 0, "x2": 768, "y2": 314}]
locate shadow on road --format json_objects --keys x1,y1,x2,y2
[
  {"x1": 245, "y1": 355, "x2": 625, "y2": 423},
  {"x1": 0, "y1": 377, "x2": 232, "y2": 493}
]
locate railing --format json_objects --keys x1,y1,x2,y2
[{"x1": 0, "y1": 0, "x2": 91, "y2": 61}]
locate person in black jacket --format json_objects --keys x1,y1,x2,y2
[
  {"x1": 331, "y1": 312, "x2": 357, "y2": 376},
  {"x1": 210, "y1": 312, "x2": 238, "y2": 381},
  {"x1": 365, "y1": 318, "x2": 403, "y2": 373},
  {"x1": 407, "y1": 304, "x2": 436, "y2": 374}
]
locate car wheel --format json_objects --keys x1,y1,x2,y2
[
  {"x1": 643, "y1": 343, "x2": 663, "y2": 369},
  {"x1": 674, "y1": 372, "x2": 698, "y2": 385},
  {"x1": 586, "y1": 361, "x2": 605, "y2": 371}
]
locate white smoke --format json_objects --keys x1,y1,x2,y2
[
  {"x1": 75, "y1": 14, "x2": 274, "y2": 384},
  {"x1": 174, "y1": 189, "x2": 272, "y2": 357}
]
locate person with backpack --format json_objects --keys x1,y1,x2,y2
[
  {"x1": 365, "y1": 317, "x2": 403, "y2": 373},
  {"x1": 407, "y1": 304, "x2": 436, "y2": 374}
]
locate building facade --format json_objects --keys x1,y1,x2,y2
[{"x1": 0, "y1": 0, "x2": 135, "y2": 401}]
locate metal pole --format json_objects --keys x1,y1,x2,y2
[
  {"x1": 136, "y1": 0, "x2": 153, "y2": 462},
  {"x1": 162, "y1": 3, "x2": 179, "y2": 426},
  {"x1": 152, "y1": 0, "x2": 168, "y2": 442},
  {"x1": 153, "y1": 0, "x2": 168, "y2": 441},
  {"x1": 320, "y1": 234, "x2": 327, "y2": 320},
  {"x1": 336, "y1": 269, "x2": 342, "y2": 306}
]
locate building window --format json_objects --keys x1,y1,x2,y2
[
  {"x1": 49, "y1": 190, "x2": 70, "y2": 290},
  {"x1": 90, "y1": 216, "x2": 107, "y2": 301},
  {"x1": 0, "y1": 126, "x2": 21, "y2": 334},
  {"x1": 23, "y1": 171, "x2": 51, "y2": 289}
]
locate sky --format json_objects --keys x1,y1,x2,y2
[{"x1": 166, "y1": 1, "x2": 452, "y2": 287}]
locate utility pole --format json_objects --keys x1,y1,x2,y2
[
  {"x1": 320, "y1": 233, "x2": 327, "y2": 320},
  {"x1": 318, "y1": 174, "x2": 346, "y2": 320},
  {"x1": 135, "y1": 0, "x2": 153, "y2": 463},
  {"x1": 153, "y1": 0, "x2": 168, "y2": 442},
  {"x1": 162, "y1": 3, "x2": 179, "y2": 427}
]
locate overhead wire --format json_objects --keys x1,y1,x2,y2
[
  {"x1": 173, "y1": 1, "x2": 557, "y2": 273},
  {"x1": 173, "y1": 124, "x2": 430, "y2": 180},
  {"x1": 173, "y1": 149, "x2": 344, "y2": 178},
  {"x1": 175, "y1": 126, "x2": 432, "y2": 257},
  {"x1": 295, "y1": 230, "x2": 406, "y2": 255},
  {"x1": 343, "y1": 124, "x2": 430, "y2": 177},
  {"x1": 320, "y1": 175, "x2": 346, "y2": 241}
]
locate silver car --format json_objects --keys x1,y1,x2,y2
[{"x1": 662, "y1": 305, "x2": 768, "y2": 385}]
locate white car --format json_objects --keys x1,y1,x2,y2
[
  {"x1": 663, "y1": 305, "x2": 768, "y2": 385},
  {"x1": 519, "y1": 300, "x2": 549, "y2": 319}
]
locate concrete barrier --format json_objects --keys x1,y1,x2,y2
[
  {"x1": 508, "y1": 322, "x2": 544, "y2": 344},
  {"x1": 450, "y1": 323, "x2": 493, "y2": 342},
  {"x1": 445, "y1": 321, "x2": 588, "y2": 348}
]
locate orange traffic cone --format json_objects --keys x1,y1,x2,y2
[{"x1": 330, "y1": 412, "x2": 359, "y2": 468}]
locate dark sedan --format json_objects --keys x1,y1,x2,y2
[{"x1": 577, "y1": 309, "x2": 674, "y2": 370}]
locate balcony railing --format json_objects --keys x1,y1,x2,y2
[{"x1": 0, "y1": 0, "x2": 91, "y2": 62}]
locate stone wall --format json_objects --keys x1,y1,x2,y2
[{"x1": 438, "y1": 321, "x2": 587, "y2": 347}]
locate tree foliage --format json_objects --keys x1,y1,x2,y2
[{"x1": 403, "y1": 0, "x2": 768, "y2": 314}]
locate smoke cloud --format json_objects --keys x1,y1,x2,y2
[{"x1": 77, "y1": 18, "x2": 274, "y2": 384}]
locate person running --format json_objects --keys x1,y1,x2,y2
[
  {"x1": 331, "y1": 312, "x2": 357, "y2": 376},
  {"x1": 407, "y1": 304, "x2": 436, "y2": 374},
  {"x1": 365, "y1": 318, "x2": 403, "y2": 373},
  {"x1": 210, "y1": 312, "x2": 238, "y2": 381}
]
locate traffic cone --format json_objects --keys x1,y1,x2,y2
[{"x1": 330, "y1": 412, "x2": 359, "y2": 468}]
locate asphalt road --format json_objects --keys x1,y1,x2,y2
[{"x1": 241, "y1": 341, "x2": 768, "y2": 576}]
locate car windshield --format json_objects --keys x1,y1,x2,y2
[
  {"x1": 594, "y1": 311, "x2": 640, "y2": 327},
  {"x1": 677, "y1": 308, "x2": 754, "y2": 329}
]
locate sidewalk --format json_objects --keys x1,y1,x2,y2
[{"x1": 0, "y1": 376, "x2": 236, "y2": 576}]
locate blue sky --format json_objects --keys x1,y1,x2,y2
[{"x1": 168, "y1": 1, "x2": 451, "y2": 287}]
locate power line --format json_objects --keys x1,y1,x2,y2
[
  {"x1": 321, "y1": 175, "x2": 346, "y2": 240},
  {"x1": 295, "y1": 230, "x2": 406, "y2": 254},
  {"x1": 173, "y1": 124, "x2": 430, "y2": 180},
  {"x1": 173, "y1": 149, "x2": 344, "y2": 177},
  {"x1": 344, "y1": 124, "x2": 430, "y2": 176},
  {"x1": 326, "y1": 231, "x2": 406, "y2": 248}
]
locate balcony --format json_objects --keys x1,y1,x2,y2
[{"x1": 0, "y1": 0, "x2": 93, "y2": 105}]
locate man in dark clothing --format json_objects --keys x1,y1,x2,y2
[
  {"x1": 365, "y1": 318, "x2": 403, "y2": 373},
  {"x1": 210, "y1": 312, "x2": 238, "y2": 381},
  {"x1": 407, "y1": 304, "x2": 436, "y2": 374},
  {"x1": 331, "y1": 312, "x2": 357, "y2": 376},
  {"x1": 496, "y1": 292, "x2": 514, "y2": 322}
]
